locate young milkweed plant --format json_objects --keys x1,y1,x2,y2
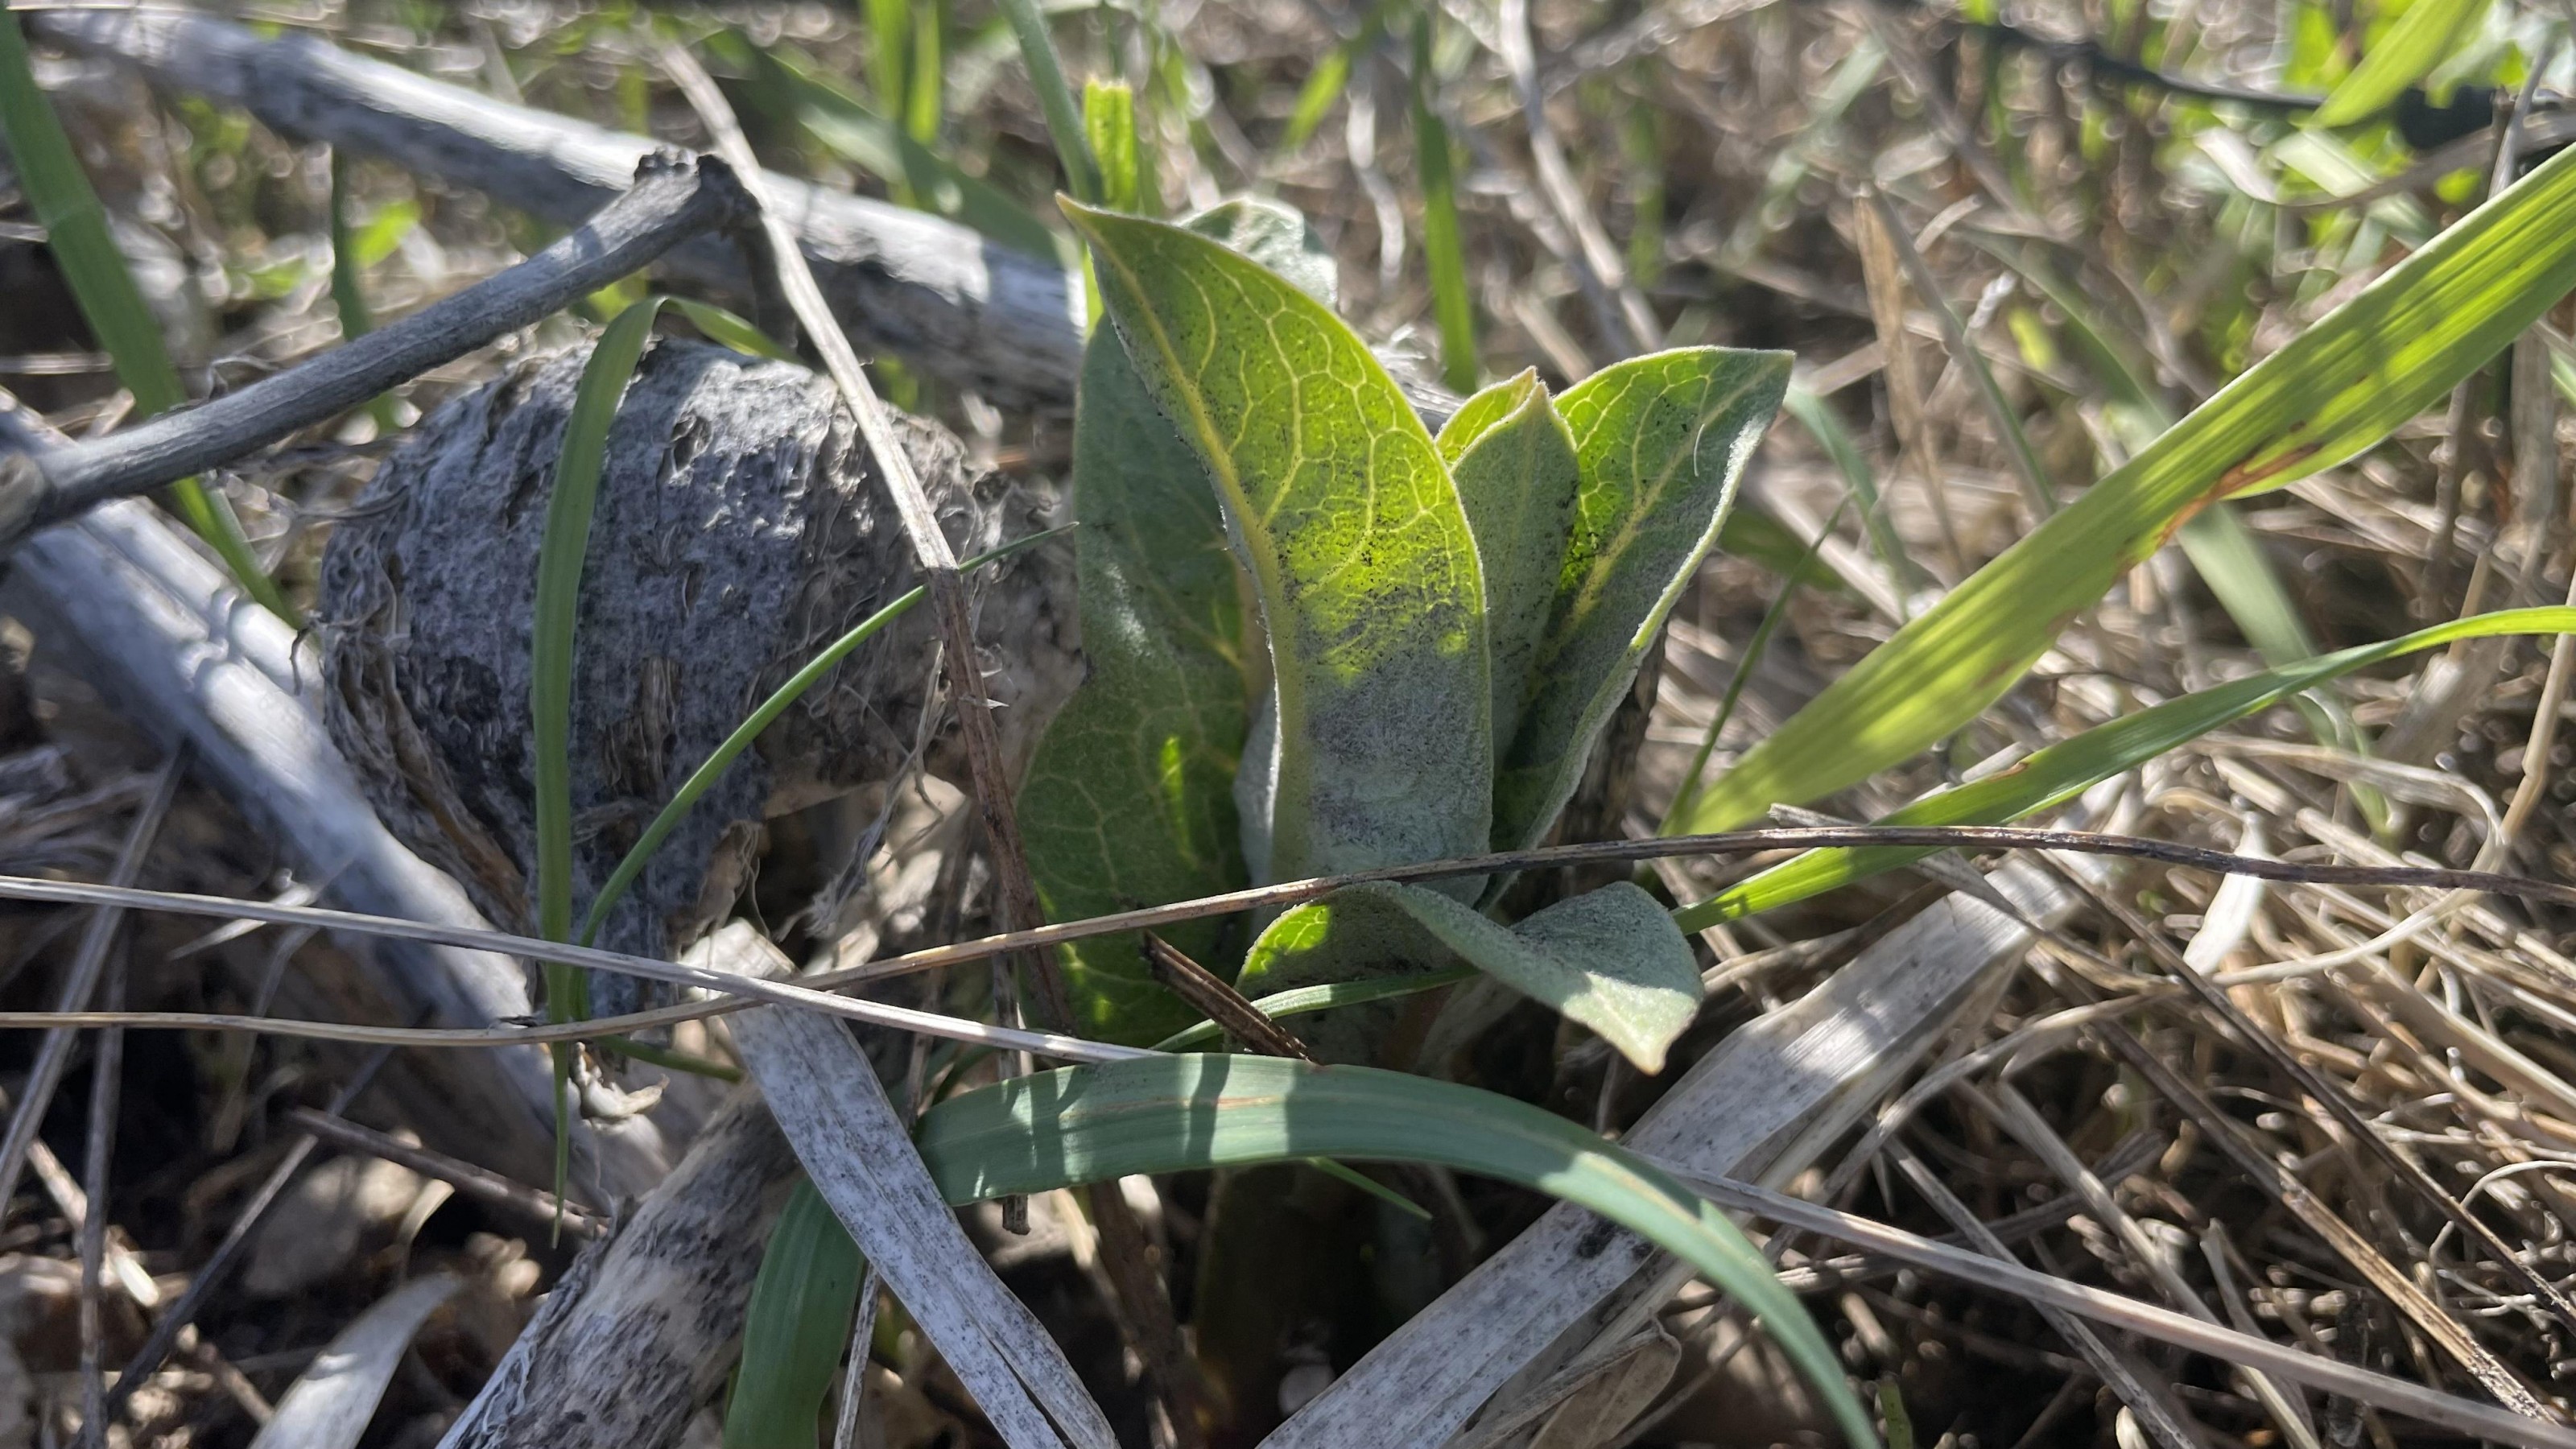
[{"x1": 1018, "y1": 198, "x2": 1790, "y2": 1076}]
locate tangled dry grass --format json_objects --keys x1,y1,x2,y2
[{"x1": 8, "y1": 0, "x2": 2576, "y2": 1444}]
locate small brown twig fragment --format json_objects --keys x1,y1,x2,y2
[
  {"x1": 287, "y1": 1108, "x2": 609, "y2": 1239},
  {"x1": 1142, "y1": 932, "x2": 1318, "y2": 1062}
]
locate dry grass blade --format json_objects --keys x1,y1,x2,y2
[
  {"x1": 0, "y1": 753, "x2": 181, "y2": 1220},
  {"x1": 247, "y1": 1275, "x2": 462, "y2": 1449},
  {"x1": 706, "y1": 925, "x2": 1117, "y2": 1449},
  {"x1": 1665, "y1": 1159, "x2": 2576, "y2": 1449}
]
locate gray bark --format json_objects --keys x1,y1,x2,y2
[
  {"x1": 31, "y1": 4, "x2": 1088, "y2": 412},
  {"x1": 436, "y1": 1088, "x2": 802, "y2": 1449},
  {"x1": 1, "y1": 152, "x2": 745, "y2": 542},
  {"x1": 27, "y1": 5, "x2": 1463, "y2": 423},
  {"x1": 317, "y1": 336, "x2": 1077, "y2": 1012}
]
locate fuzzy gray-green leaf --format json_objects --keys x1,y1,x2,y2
[
  {"x1": 1492, "y1": 348, "x2": 1790, "y2": 851},
  {"x1": 1440, "y1": 369, "x2": 1582, "y2": 762},
  {"x1": 1235, "y1": 881, "x2": 1701, "y2": 1072},
  {"x1": 1065, "y1": 200, "x2": 1492, "y2": 890},
  {"x1": 1020, "y1": 199, "x2": 1335, "y2": 1042}
]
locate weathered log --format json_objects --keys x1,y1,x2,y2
[
  {"x1": 27, "y1": 5, "x2": 1463, "y2": 424},
  {"x1": 316, "y1": 335, "x2": 1078, "y2": 1012},
  {"x1": 1, "y1": 152, "x2": 745, "y2": 544},
  {"x1": 436, "y1": 1086, "x2": 802, "y2": 1449},
  {"x1": 0, "y1": 495, "x2": 680, "y2": 1198},
  {"x1": 30, "y1": 4, "x2": 1088, "y2": 412}
]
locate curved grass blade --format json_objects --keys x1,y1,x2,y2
[
  {"x1": 724, "y1": 1179, "x2": 865, "y2": 1449},
  {"x1": 671, "y1": 298, "x2": 795, "y2": 361},
  {"x1": 1672, "y1": 605, "x2": 2576, "y2": 930},
  {"x1": 1233, "y1": 881, "x2": 1701, "y2": 1072},
  {"x1": 2312, "y1": 0, "x2": 2491, "y2": 126},
  {"x1": 754, "y1": 44, "x2": 1068, "y2": 265},
  {"x1": 1497, "y1": 347, "x2": 1790, "y2": 851},
  {"x1": 249, "y1": 1275, "x2": 460, "y2": 1449},
  {"x1": 1439, "y1": 369, "x2": 1581, "y2": 768},
  {"x1": 532, "y1": 294, "x2": 671, "y2": 1208},
  {"x1": 1065, "y1": 200, "x2": 1493, "y2": 890},
  {"x1": 1410, "y1": 10, "x2": 1477, "y2": 395},
  {"x1": 911, "y1": 1054, "x2": 1878, "y2": 1449},
  {"x1": 1669, "y1": 141, "x2": 2576, "y2": 836},
  {"x1": 581, "y1": 527, "x2": 1063, "y2": 948},
  {"x1": 0, "y1": 9, "x2": 290, "y2": 621},
  {"x1": 1020, "y1": 200, "x2": 1328, "y2": 1042}
]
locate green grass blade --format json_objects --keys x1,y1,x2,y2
[
  {"x1": 865, "y1": 0, "x2": 911, "y2": 118},
  {"x1": 1669, "y1": 141, "x2": 2576, "y2": 837},
  {"x1": 913, "y1": 1054, "x2": 1878, "y2": 1449},
  {"x1": 327, "y1": 149, "x2": 400, "y2": 436},
  {"x1": 1410, "y1": 11, "x2": 1477, "y2": 395},
  {"x1": 1783, "y1": 384, "x2": 1915, "y2": 605},
  {"x1": 1282, "y1": 43, "x2": 1356, "y2": 153},
  {"x1": 724, "y1": 1179, "x2": 865, "y2": 1449},
  {"x1": 580, "y1": 526, "x2": 1062, "y2": 947},
  {"x1": 2313, "y1": 0, "x2": 2491, "y2": 126},
  {"x1": 1672, "y1": 605, "x2": 2576, "y2": 929},
  {"x1": 1066, "y1": 200, "x2": 1492, "y2": 889},
  {"x1": 532, "y1": 295, "x2": 668, "y2": 1210},
  {"x1": 670, "y1": 298, "x2": 795, "y2": 361},
  {"x1": 905, "y1": 0, "x2": 943, "y2": 146},
  {"x1": 1667, "y1": 497, "x2": 1851, "y2": 824},
  {"x1": 759, "y1": 47, "x2": 1069, "y2": 264},
  {"x1": 994, "y1": 0, "x2": 1100, "y2": 204},
  {"x1": 0, "y1": 8, "x2": 290, "y2": 620},
  {"x1": 1148, "y1": 968, "x2": 1477, "y2": 1052}
]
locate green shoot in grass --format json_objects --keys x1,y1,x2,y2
[{"x1": 0, "y1": 6, "x2": 293, "y2": 621}]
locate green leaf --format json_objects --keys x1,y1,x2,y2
[
  {"x1": 1496, "y1": 348, "x2": 1790, "y2": 852},
  {"x1": 1234, "y1": 881, "x2": 1702, "y2": 1072},
  {"x1": 1439, "y1": 369, "x2": 1581, "y2": 768},
  {"x1": 1065, "y1": 201, "x2": 1492, "y2": 890},
  {"x1": 911, "y1": 1054, "x2": 1876, "y2": 1449},
  {"x1": 1672, "y1": 606, "x2": 2576, "y2": 930},
  {"x1": 2312, "y1": 0, "x2": 2492, "y2": 126},
  {"x1": 1022, "y1": 200, "x2": 1333, "y2": 1042},
  {"x1": 0, "y1": 8, "x2": 290, "y2": 621},
  {"x1": 1669, "y1": 141, "x2": 2576, "y2": 837},
  {"x1": 724, "y1": 1180, "x2": 865, "y2": 1449}
]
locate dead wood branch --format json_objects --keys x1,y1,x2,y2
[{"x1": 0, "y1": 152, "x2": 745, "y2": 545}]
